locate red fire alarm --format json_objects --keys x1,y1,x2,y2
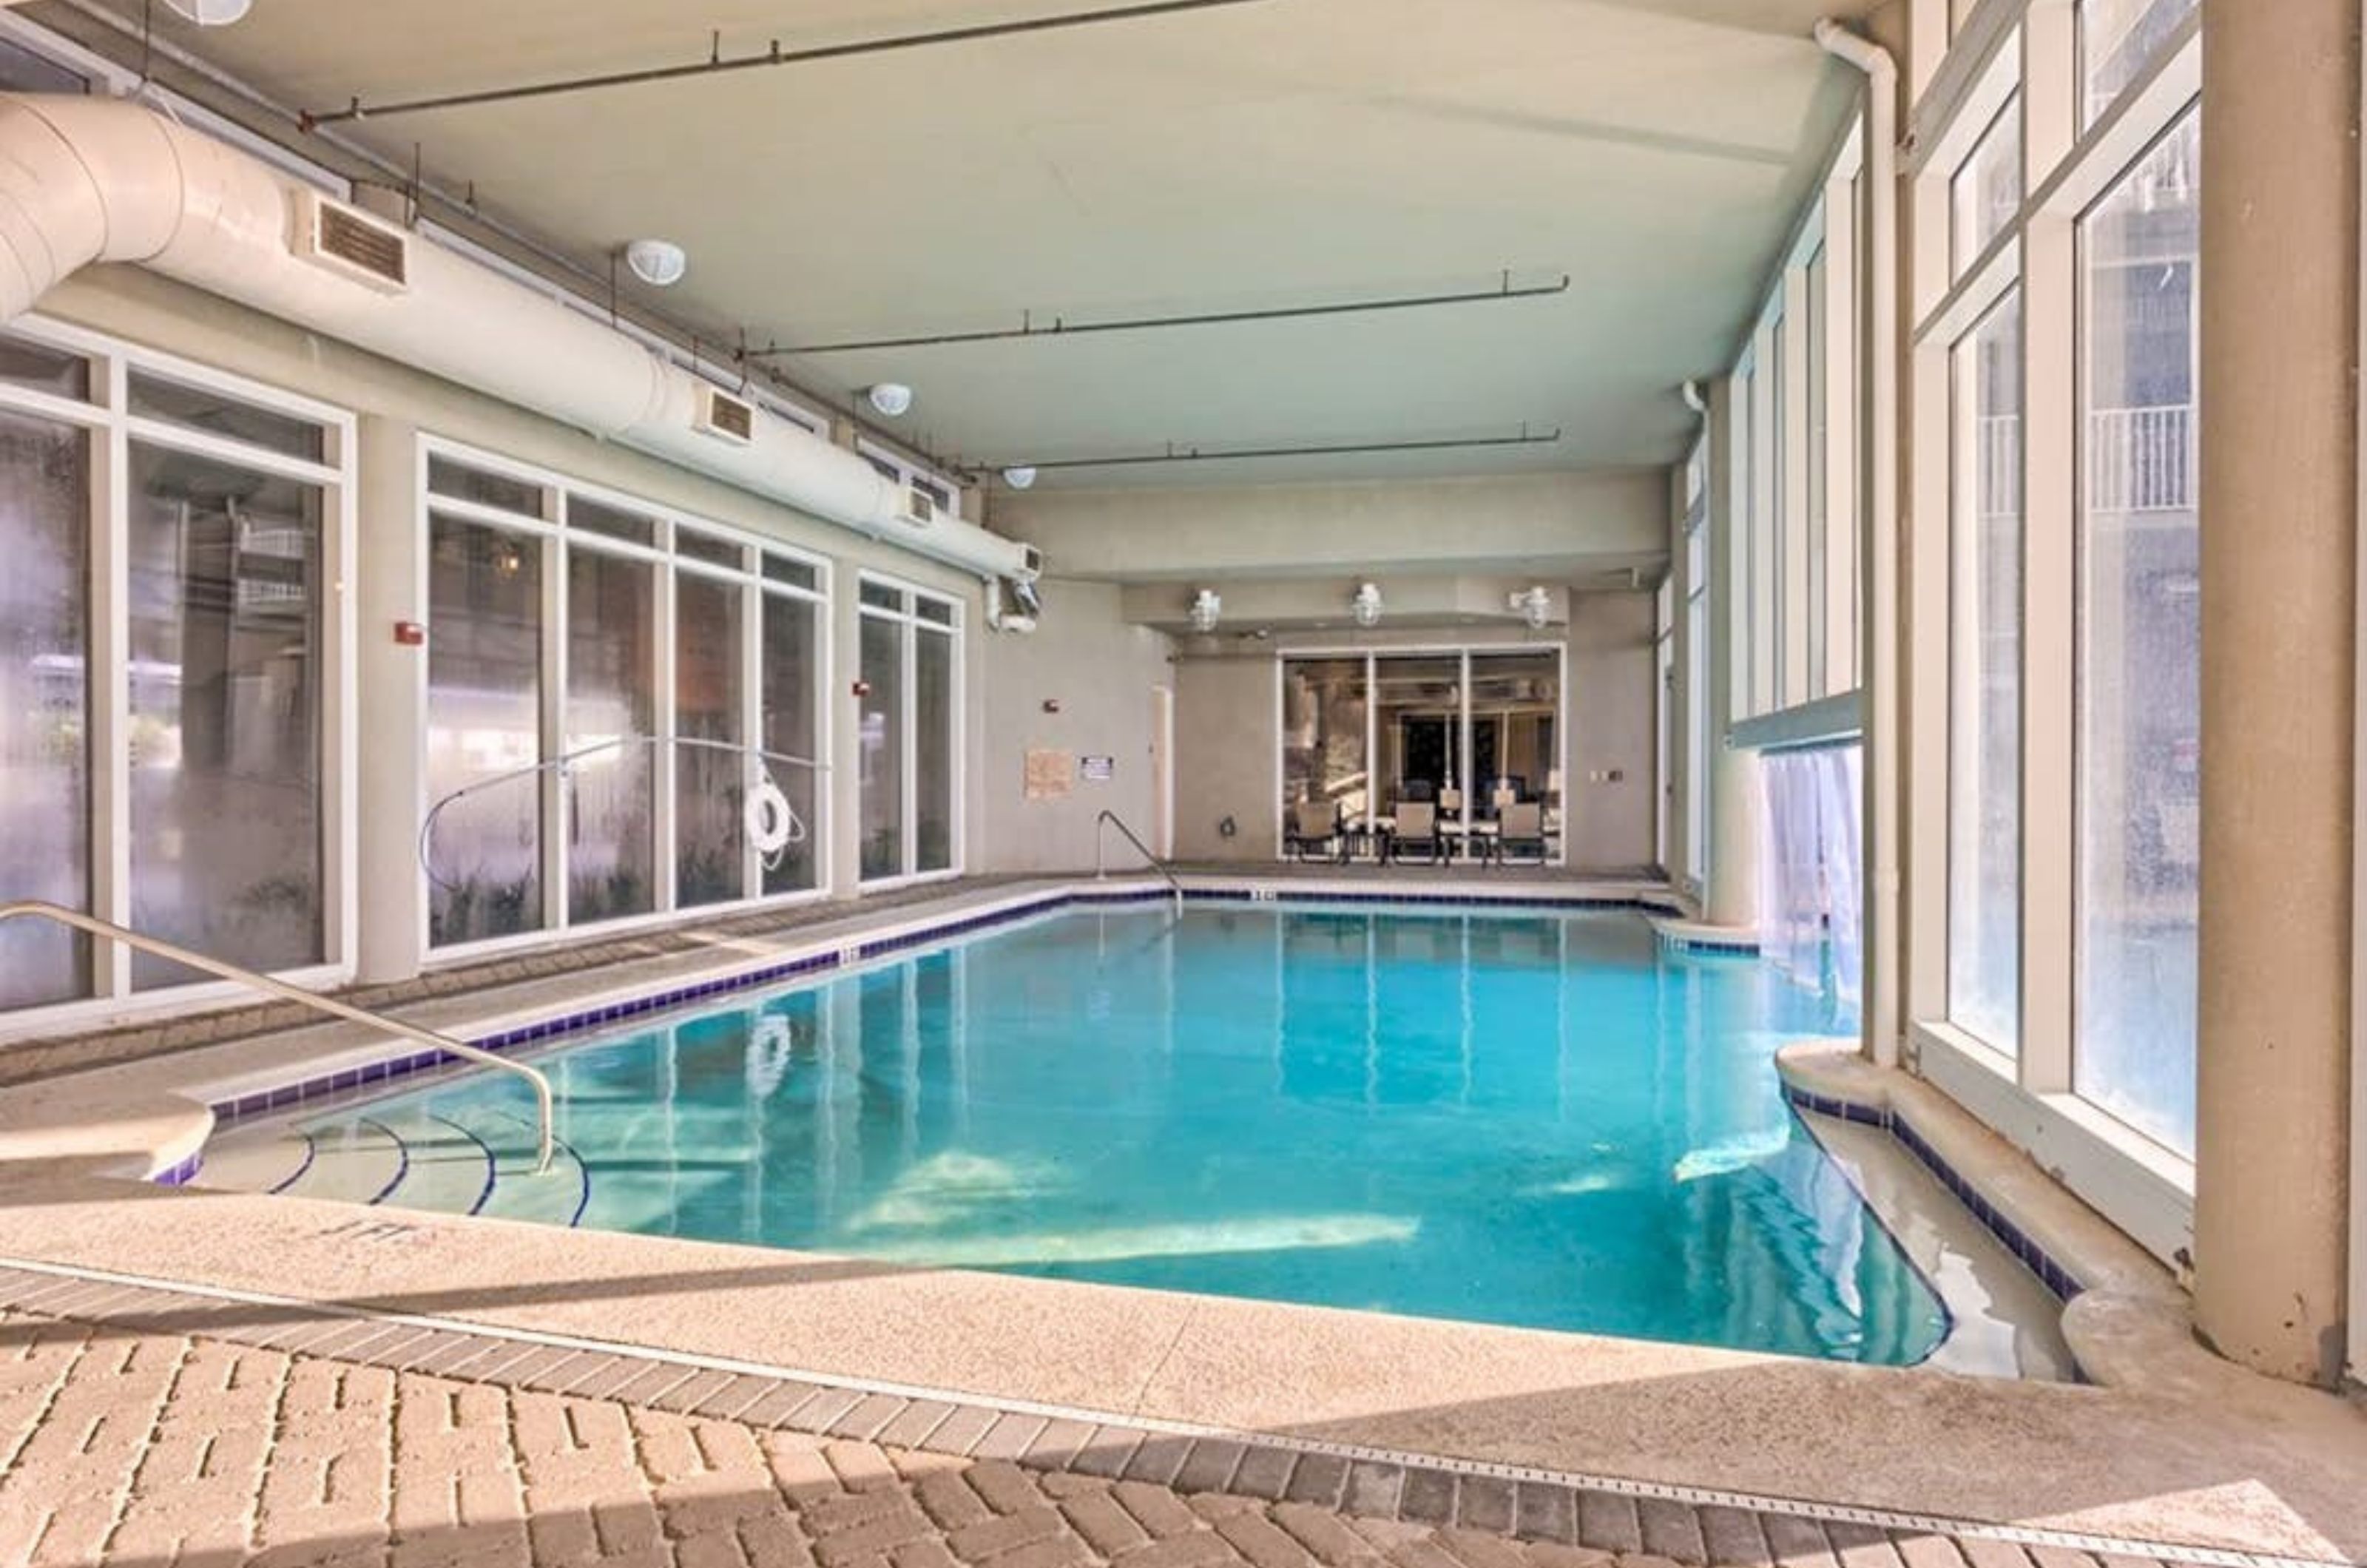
[
  {"x1": 851, "y1": 679, "x2": 872, "y2": 697},
  {"x1": 394, "y1": 620, "x2": 428, "y2": 647},
  {"x1": 1042, "y1": 698, "x2": 1062, "y2": 714}
]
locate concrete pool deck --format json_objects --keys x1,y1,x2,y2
[{"x1": 0, "y1": 875, "x2": 2361, "y2": 1566}]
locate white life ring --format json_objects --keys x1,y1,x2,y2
[{"x1": 746, "y1": 777, "x2": 796, "y2": 857}]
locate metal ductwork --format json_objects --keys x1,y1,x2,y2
[{"x1": 0, "y1": 92, "x2": 1039, "y2": 584}]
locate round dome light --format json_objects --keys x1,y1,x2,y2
[
  {"x1": 624, "y1": 238, "x2": 688, "y2": 288},
  {"x1": 866, "y1": 383, "x2": 915, "y2": 418}
]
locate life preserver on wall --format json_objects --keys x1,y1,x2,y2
[{"x1": 746, "y1": 775, "x2": 797, "y2": 857}]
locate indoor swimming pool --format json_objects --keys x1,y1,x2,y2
[{"x1": 199, "y1": 902, "x2": 1945, "y2": 1364}]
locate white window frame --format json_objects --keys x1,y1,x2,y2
[
  {"x1": 1904, "y1": 0, "x2": 2204, "y2": 1267},
  {"x1": 1270, "y1": 643, "x2": 1572, "y2": 869},
  {"x1": 0, "y1": 314, "x2": 359, "y2": 1041},
  {"x1": 416, "y1": 436, "x2": 834, "y2": 964},
  {"x1": 855, "y1": 570, "x2": 966, "y2": 891}
]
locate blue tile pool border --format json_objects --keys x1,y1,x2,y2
[
  {"x1": 192, "y1": 882, "x2": 1691, "y2": 1142},
  {"x1": 1783, "y1": 1082, "x2": 2085, "y2": 1305}
]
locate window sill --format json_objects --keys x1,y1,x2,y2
[{"x1": 1912, "y1": 1018, "x2": 2196, "y2": 1268}]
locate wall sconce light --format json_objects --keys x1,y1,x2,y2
[
  {"x1": 1350, "y1": 582, "x2": 1383, "y2": 629},
  {"x1": 1188, "y1": 589, "x2": 1222, "y2": 634},
  {"x1": 1511, "y1": 585, "x2": 1553, "y2": 629}
]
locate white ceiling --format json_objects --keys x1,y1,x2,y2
[{"x1": 63, "y1": 0, "x2": 1877, "y2": 488}]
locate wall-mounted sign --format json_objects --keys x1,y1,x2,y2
[
  {"x1": 1081, "y1": 755, "x2": 1115, "y2": 784},
  {"x1": 1025, "y1": 748, "x2": 1075, "y2": 800}
]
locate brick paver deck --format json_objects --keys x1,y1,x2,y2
[{"x1": 0, "y1": 1269, "x2": 2250, "y2": 1568}]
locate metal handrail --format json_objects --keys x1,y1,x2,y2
[
  {"x1": 419, "y1": 733, "x2": 825, "y2": 891},
  {"x1": 0, "y1": 901, "x2": 555, "y2": 1174},
  {"x1": 1094, "y1": 811, "x2": 1185, "y2": 912}
]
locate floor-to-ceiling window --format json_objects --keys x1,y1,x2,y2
[
  {"x1": 858, "y1": 575, "x2": 962, "y2": 885},
  {"x1": 1279, "y1": 645, "x2": 1566, "y2": 863},
  {"x1": 422, "y1": 442, "x2": 830, "y2": 947},
  {"x1": 1906, "y1": 0, "x2": 2201, "y2": 1258},
  {"x1": 1949, "y1": 291, "x2": 2025, "y2": 1055},
  {"x1": 0, "y1": 320, "x2": 352, "y2": 1020}
]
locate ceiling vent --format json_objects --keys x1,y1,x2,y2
[
  {"x1": 291, "y1": 190, "x2": 408, "y2": 294},
  {"x1": 693, "y1": 383, "x2": 756, "y2": 445},
  {"x1": 899, "y1": 484, "x2": 939, "y2": 527}
]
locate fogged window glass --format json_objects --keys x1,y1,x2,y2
[
  {"x1": 1952, "y1": 95, "x2": 2023, "y2": 275},
  {"x1": 860, "y1": 613, "x2": 905, "y2": 881},
  {"x1": 428, "y1": 454, "x2": 544, "y2": 517},
  {"x1": 0, "y1": 412, "x2": 90, "y2": 1006},
  {"x1": 128, "y1": 373, "x2": 325, "y2": 464},
  {"x1": 677, "y1": 529, "x2": 745, "y2": 570},
  {"x1": 567, "y1": 547, "x2": 657, "y2": 922},
  {"x1": 676, "y1": 572, "x2": 745, "y2": 908},
  {"x1": 860, "y1": 581, "x2": 903, "y2": 612},
  {"x1": 0, "y1": 337, "x2": 90, "y2": 402},
  {"x1": 2081, "y1": 0, "x2": 2197, "y2": 128},
  {"x1": 126, "y1": 443, "x2": 324, "y2": 987},
  {"x1": 914, "y1": 626, "x2": 955, "y2": 873},
  {"x1": 425, "y1": 516, "x2": 544, "y2": 945},
  {"x1": 762, "y1": 593, "x2": 821, "y2": 896},
  {"x1": 763, "y1": 553, "x2": 819, "y2": 592},
  {"x1": 2076, "y1": 111, "x2": 2200, "y2": 1155},
  {"x1": 1950, "y1": 293, "x2": 2025, "y2": 1057},
  {"x1": 568, "y1": 494, "x2": 657, "y2": 547}
]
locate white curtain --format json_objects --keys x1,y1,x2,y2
[{"x1": 1756, "y1": 743, "x2": 1865, "y2": 1013}]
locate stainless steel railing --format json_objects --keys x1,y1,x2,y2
[
  {"x1": 1094, "y1": 811, "x2": 1184, "y2": 912},
  {"x1": 0, "y1": 901, "x2": 555, "y2": 1174}
]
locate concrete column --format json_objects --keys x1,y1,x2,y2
[
  {"x1": 354, "y1": 416, "x2": 427, "y2": 984},
  {"x1": 1705, "y1": 378, "x2": 1761, "y2": 930},
  {"x1": 2192, "y1": 0, "x2": 2357, "y2": 1388}
]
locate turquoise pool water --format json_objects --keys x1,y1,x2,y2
[{"x1": 211, "y1": 903, "x2": 1945, "y2": 1362}]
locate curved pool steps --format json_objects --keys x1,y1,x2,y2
[{"x1": 199, "y1": 1104, "x2": 585, "y2": 1226}]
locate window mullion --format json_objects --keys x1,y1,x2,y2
[
  {"x1": 2020, "y1": 214, "x2": 2079, "y2": 1095},
  {"x1": 92, "y1": 351, "x2": 131, "y2": 998}
]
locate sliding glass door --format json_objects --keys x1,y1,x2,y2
[{"x1": 1278, "y1": 645, "x2": 1565, "y2": 863}]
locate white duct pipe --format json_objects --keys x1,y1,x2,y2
[
  {"x1": 1681, "y1": 379, "x2": 1709, "y2": 419},
  {"x1": 1813, "y1": 19, "x2": 1900, "y2": 1071},
  {"x1": 0, "y1": 92, "x2": 1036, "y2": 583}
]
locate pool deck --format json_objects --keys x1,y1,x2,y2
[{"x1": 1, "y1": 873, "x2": 2363, "y2": 1567}]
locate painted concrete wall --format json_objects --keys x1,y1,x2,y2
[
  {"x1": 999, "y1": 470, "x2": 1669, "y2": 581},
  {"x1": 1170, "y1": 604, "x2": 1656, "y2": 869},
  {"x1": 1174, "y1": 658, "x2": 1279, "y2": 862},
  {"x1": 973, "y1": 581, "x2": 1175, "y2": 873},
  {"x1": 1562, "y1": 591, "x2": 1659, "y2": 871}
]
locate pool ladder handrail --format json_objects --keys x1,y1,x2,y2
[
  {"x1": 1093, "y1": 811, "x2": 1185, "y2": 912},
  {"x1": 0, "y1": 900, "x2": 555, "y2": 1175}
]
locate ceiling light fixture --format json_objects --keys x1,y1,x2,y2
[
  {"x1": 1001, "y1": 465, "x2": 1038, "y2": 490},
  {"x1": 1351, "y1": 582, "x2": 1383, "y2": 629},
  {"x1": 1188, "y1": 589, "x2": 1222, "y2": 635},
  {"x1": 1511, "y1": 586, "x2": 1553, "y2": 630},
  {"x1": 623, "y1": 238, "x2": 688, "y2": 288},
  {"x1": 865, "y1": 383, "x2": 915, "y2": 418},
  {"x1": 161, "y1": 0, "x2": 251, "y2": 24}
]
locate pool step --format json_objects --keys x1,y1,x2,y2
[{"x1": 199, "y1": 1105, "x2": 585, "y2": 1229}]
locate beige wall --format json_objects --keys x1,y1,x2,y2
[
  {"x1": 973, "y1": 581, "x2": 1175, "y2": 873},
  {"x1": 1174, "y1": 658, "x2": 1279, "y2": 862},
  {"x1": 1562, "y1": 591, "x2": 1658, "y2": 871},
  {"x1": 1169, "y1": 601, "x2": 1657, "y2": 869},
  {"x1": 999, "y1": 470, "x2": 1669, "y2": 582}
]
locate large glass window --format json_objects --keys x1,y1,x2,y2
[
  {"x1": 2081, "y1": 0, "x2": 2198, "y2": 127},
  {"x1": 675, "y1": 571, "x2": 745, "y2": 909},
  {"x1": 1949, "y1": 293, "x2": 2025, "y2": 1055},
  {"x1": 0, "y1": 411, "x2": 89, "y2": 1007},
  {"x1": 565, "y1": 544, "x2": 657, "y2": 923},
  {"x1": 1953, "y1": 95, "x2": 2024, "y2": 274},
  {"x1": 760, "y1": 590, "x2": 821, "y2": 896},
  {"x1": 859, "y1": 578, "x2": 962, "y2": 884},
  {"x1": 0, "y1": 324, "x2": 350, "y2": 1018},
  {"x1": 2076, "y1": 111, "x2": 2201, "y2": 1155},
  {"x1": 421, "y1": 442, "x2": 830, "y2": 940},
  {"x1": 426, "y1": 515, "x2": 543, "y2": 944},
  {"x1": 1282, "y1": 658, "x2": 1370, "y2": 830}
]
